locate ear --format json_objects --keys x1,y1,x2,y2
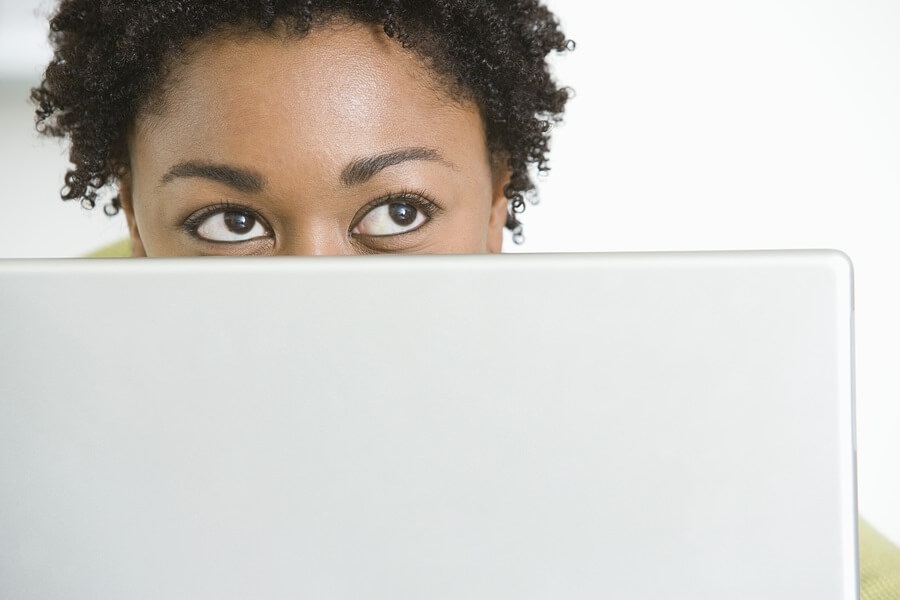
[
  {"x1": 487, "y1": 165, "x2": 511, "y2": 254},
  {"x1": 117, "y1": 172, "x2": 146, "y2": 257}
]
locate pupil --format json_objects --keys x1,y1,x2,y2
[
  {"x1": 223, "y1": 211, "x2": 255, "y2": 234},
  {"x1": 388, "y1": 203, "x2": 417, "y2": 227}
]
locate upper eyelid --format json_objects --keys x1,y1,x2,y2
[
  {"x1": 349, "y1": 191, "x2": 443, "y2": 231},
  {"x1": 181, "y1": 193, "x2": 441, "y2": 240},
  {"x1": 182, "y1": 203, "x2": 273, "y2": 236}
]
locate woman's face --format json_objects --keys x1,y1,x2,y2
[{"x1": 121, "y1": 20, "x2": 510, "y2": 256}]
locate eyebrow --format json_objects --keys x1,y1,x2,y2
[
  {"x1": 340, "y1": 147, "x2": 454, "y2": 187},
  {"x1": 159, "y1": 161, "x2": 265, "y2": 194}
]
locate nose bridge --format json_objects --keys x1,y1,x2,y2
[{"x1": 279, "y1": 218, "x2": 353, "y2": 256}]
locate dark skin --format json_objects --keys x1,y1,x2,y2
[{"x1": 120, "y1": 19, "x2": 511, "y2": 256}]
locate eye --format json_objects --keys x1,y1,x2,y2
[
  {"x1": 351, "y1": 201, "x2": 429, "y2": 237},
  {"x1": 190, "y1": 208, "x2": 271, "y2": 243}
]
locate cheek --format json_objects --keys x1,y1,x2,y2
[
  {"x1": 126, "y1": 147, "x2": 169, "y2": 240},
  {"x1": 445, "y1": 165, "x2": 500, "y2": 251},
  {"x1": 130, "y1": 192, "x2": 164, "y2": 241},
  {"x1": 434, "y1": 197, "x2": 495, "y2": 253},
  {"x1": 126, "y1": 186, "x2": 185, "y2": 257}
]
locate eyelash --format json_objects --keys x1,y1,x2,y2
[
  {"x1": 181, "y1": 201, "x2": 270, "y2": 239},
  {"x1": 181, "y1": 190, "x2": 443, "y2": 243},
  {"x1": 349, "y1": 189, "x2": 443, "y2": 234}
]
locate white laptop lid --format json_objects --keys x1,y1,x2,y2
[{"x1": 0, "y1": 251, "x2": 856, "y2": 599}]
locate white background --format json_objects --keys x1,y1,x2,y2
[{"x1": 0, "y1": 0, "x2": 898, "y2": 545}]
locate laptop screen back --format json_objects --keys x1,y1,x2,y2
[{"x1": 0, "y1": 251, "x2": 856, "y2": 599}]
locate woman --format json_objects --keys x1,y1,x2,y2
[
  {"x1": 32, "y1": 0, "x2": 571, "y2": 257},
  {"x1": 31, "y1": 0, "x2": 900, "y2": 594}
]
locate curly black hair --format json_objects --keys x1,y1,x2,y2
[{"x1": 32, "y1": 0, "x2": 572, "y2": 231}]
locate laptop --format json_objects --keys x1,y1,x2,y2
[{"x1": 0, "y1": 251, "x2": 857, "y2": 599}]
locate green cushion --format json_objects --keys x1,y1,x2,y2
[
  {"x1": 86, "y1": 238, "x2": 131, "y2": 257},
  {"x1": 861, "y1": 519, "x2": 900, "y2": 599}
]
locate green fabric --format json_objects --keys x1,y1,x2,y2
[
  {"x1": 85, "y1": 238, "x2": 131, "y2": 257},
  {"x1": 861, "y1": 519, "x2": 900, "y2": 599}
]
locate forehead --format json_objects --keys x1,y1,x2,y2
[{"x1": 131, "y1": 20, "x2": 487, "y2": 184}]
